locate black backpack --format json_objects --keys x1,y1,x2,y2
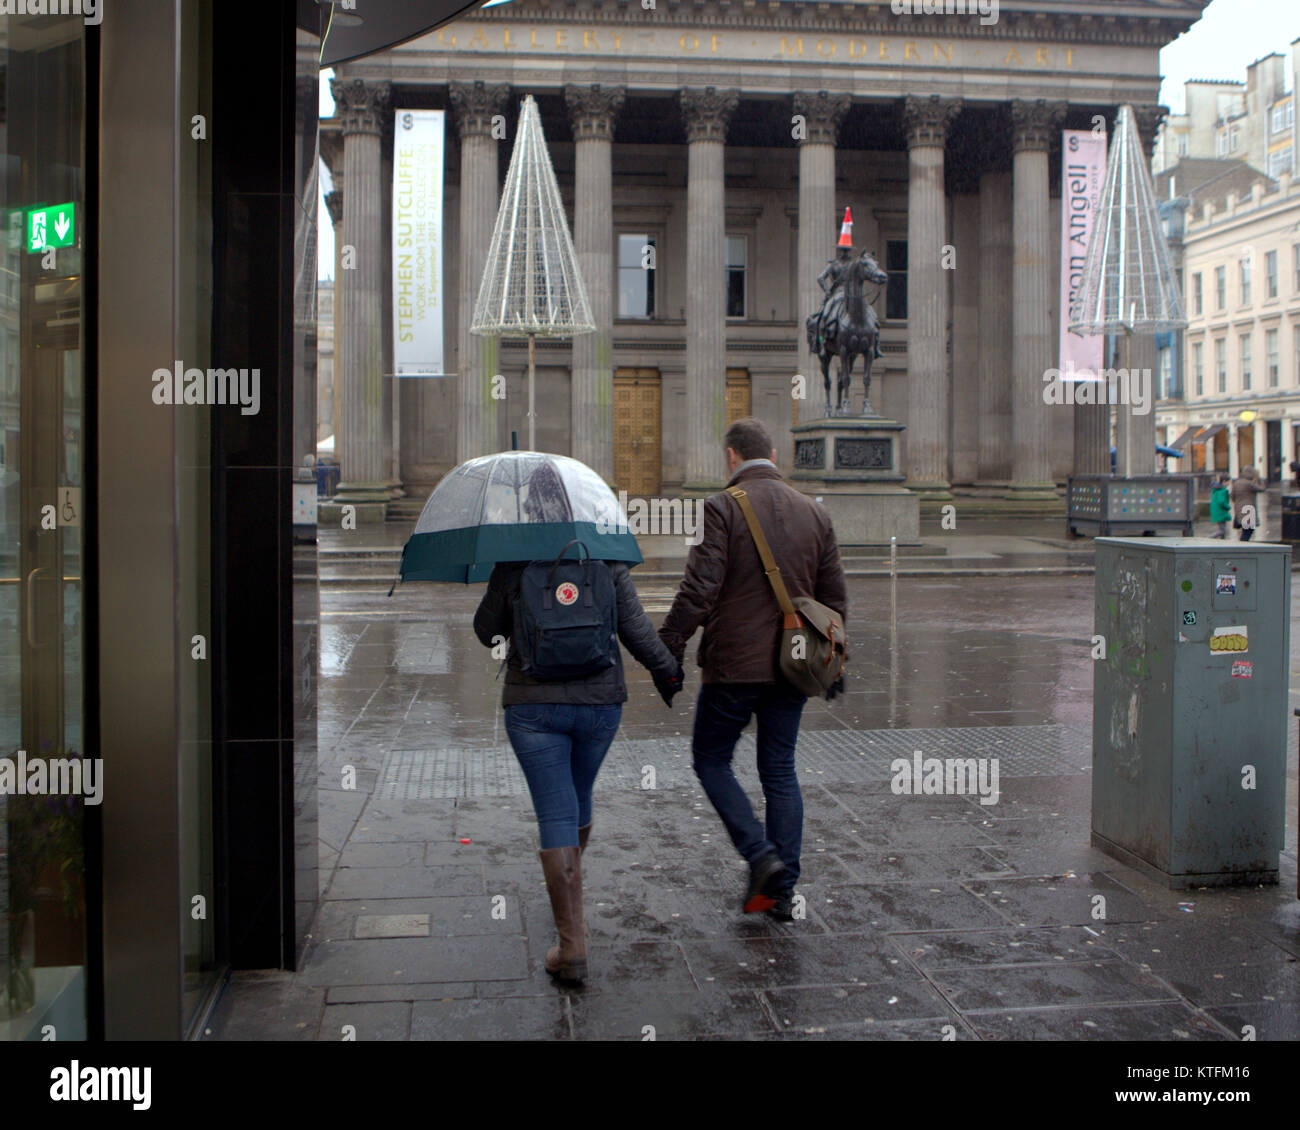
[{"x1": 511, "y1": 540, "x2": 618, "y2": 681}]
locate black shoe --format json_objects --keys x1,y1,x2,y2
[
  {"x1": 767, "y1": 893, "x2": 795, "y2": 922},
  {"x1": 743, "y1": 852, "x2": 787, "y2": 914}
]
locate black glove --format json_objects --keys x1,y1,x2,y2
[
  {"x1": 653, "y1": 663, "x2": 684, "y2": 707},
  {"x1": 825, "y1": 675, "x2": 845, "y2": 702}
]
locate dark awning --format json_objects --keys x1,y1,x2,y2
[
  {"x1": 320, "y1": 0, "x2": 490, "y2": 67},
  {"x1": 1168, "y1": 426, "x2": 1199, "y2": 452}
]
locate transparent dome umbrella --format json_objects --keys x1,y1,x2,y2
[
  {"x1": 394, "y1": 451, "x2": 642, "y2": 586},
  {"x1": 470, "y1": 95, "x2": 595, "y2": 451}
]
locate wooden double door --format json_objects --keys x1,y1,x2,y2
[{"x1": 612, "y1": 367, "x2": 752, "y2": 495}]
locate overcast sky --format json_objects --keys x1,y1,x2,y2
[{"x1": 316, "y1": 0, "x2": 1300, "y2": 278}]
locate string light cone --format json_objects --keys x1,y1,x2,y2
[
  {"x1": 470, "y1": 94, "x2": 595, "y2": 450},
  {"x1": 1068, "y1": 104, "x2": 1187, "y2": 477}
]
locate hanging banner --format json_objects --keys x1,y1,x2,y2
[
  {"x1": 392, "y1": 109, "x2": 446, "y2": 376},
  {"x1": 1060, "y1": 128, "x2": 1106, "y2": 382}
]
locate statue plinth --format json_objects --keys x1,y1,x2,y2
[{"x1": 790, "y1": 417, "x2": 920, "y2": 547}]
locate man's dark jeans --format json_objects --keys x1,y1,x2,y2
[{"x1": 691, "y1": 682, "x2": 806, "y2": 894}]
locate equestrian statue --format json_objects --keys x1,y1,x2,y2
[{"x1": 805, "y1": 207, "x2": 887, "y2": 416}]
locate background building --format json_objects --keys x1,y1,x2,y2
[
  {"x1": 1154, "y1": 44, "x2": 1300, "y2": 179},
  {"x1": 321, "y1": 0, "x2": 1210, "y2": 511},
  {"x1": 1158, "y1": 171, "x2": 1300, "y2": 483}
]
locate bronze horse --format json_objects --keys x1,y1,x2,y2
[{"x1": 806, "y1": 250, "x2": 887, "y2": 416}]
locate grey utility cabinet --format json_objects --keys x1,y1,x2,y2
[{"x1": 1092, "y1": 538, "x2": 1291, "y2": 887}]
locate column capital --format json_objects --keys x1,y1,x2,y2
[
  {"x1": 679, "y1": 87, "x2": 738, "y2": 143},
  {"x1": 449, "y1": 80, "x2": 511, "y2": 139},
  {"x1": 564, "y1": 83, "x2": 626, "y2": 142},
  {"x1": 792, "y1": 91, "x2": 851, "y2": 145},
  {"x1": 325, "y1": 190, "x2": 343, "y2": 226},
  {"x1": 330, "y1": 77, "x2": 392, "y2": 137},
  {"x1": 902, "y1": 94, "x2": 962, "y2": 149},
  {"x1": 1010, "y1": 98, "x2": 1067, "y2": 152},
  {"x1": 1130, "y1": 104, "x2": 1169, "y2": 158}
]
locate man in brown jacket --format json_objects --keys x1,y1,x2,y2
[{"x1": 659, "y1": 417, "x2": 847, "y2": 920}]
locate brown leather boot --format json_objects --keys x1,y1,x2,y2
[
  {"x1": 539, "y1": 846, "x2": 587, "y2": 983},
  {"x1": 578, "y1": 823, "x2": 592, "y2": 854}
]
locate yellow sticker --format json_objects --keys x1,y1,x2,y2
[{"x1": 1210, "y1": 625, "x2": 1248, "y2": 654}]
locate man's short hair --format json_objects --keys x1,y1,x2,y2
[{"x1": 725, "y1": 416, "x2": 774, "y2": 462}]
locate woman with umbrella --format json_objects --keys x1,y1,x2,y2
[
  {"x1": 400, "y1": 452, "x2": 681, "y2": 984},
  {"x1": 472, "y1": 462, "x2": 682, "y2": 984}
]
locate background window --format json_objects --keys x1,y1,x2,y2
[
  {"x1": 1193, "y1": 341, "x2": 1204, "y2": 396},
  {"x1": 1240, "y1": 334, "x2": 1252, "y2": 390},
  {"x1": 885, "y1": 239, "x2": 907, "y2": 321},
  {"x1": 1240, "y1": 257, "x2": 1251, "y2": 305},
  {"x1": 1266, "y1": 328, "x2": 1279, "y2": 386},
  {"x1": 1215, "y1": 265, "x2": 1226, "y2": 310},
  {"x1": 1193, "y1": 272, "x2": 1203, "y2": 315},
  {"x1": 1266, "y1": 250, "x2": 1278, "y2": 299},
  {"x1": 1215, "y1": 338, "x2": 1226, "y2": 393},
  {"x1": 725, "y1": 235, "x2": 746, "y2": 319},
  {"x1": 617, "y1": 233, "x2": 655, "y2": 319}
]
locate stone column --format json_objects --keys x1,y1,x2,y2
[
  {"x1": 325, "y1": 187, "x2": 344, "y2": 445},
  {"x1": 681, "y1": 87, "x2": 738, "y2": 490},
  {"x1": 1007, "y1": 99, "x2": 1066, "y2": 498},
  {"x1": 794, "y1": 91, "x2": 850, "y2": 416},
  {"x1": 978, "y1": 167, "x2": 1014, "y2": 480},
  {"x1": 565, "y1": 84, "x2": 625, "y2": 480},
  {"x1": 330, "y1": 78, "x2": 392, "y2": 518},
  {"x1": 902, "y1": 95, "x2": 961, "y2": 498},
  {"x1": 451, "y1": 80, "x2": 510, "y2": 461},
  {"x1": 1114, "y1": 104, "x2": 1167, "y2": 477}
]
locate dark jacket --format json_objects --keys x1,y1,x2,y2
[
  {"x1": 658, "y1": 462, "x2": 847, "y2": 685},
  {"x1": 473, "y1": 560, "x2": 677, "y2": 706}
]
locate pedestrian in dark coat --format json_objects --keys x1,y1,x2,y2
[
  {"x1": 473, "y1": 522, "x2": 681, "y2": 985},
  {"x1": 659, "y1": 416, "x2": 847, "y2": 921}
]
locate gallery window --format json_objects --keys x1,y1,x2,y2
[
  {"x1": 617, "y1": 233, "x2": 656, "y2": 319},
  {"x1": 885, "y1": 239, "x2": 907, "y2": 321},
  {"x1": 725, "y1": 235, "x2": 747, "y2": 319}
]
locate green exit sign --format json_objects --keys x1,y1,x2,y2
[{"x1": 27, "y1": 202, "x2": 75, "y2": 253}]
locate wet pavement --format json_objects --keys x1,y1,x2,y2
[{"x1": 206, "y1": 566, "x2": 1300, "y2": 1042}]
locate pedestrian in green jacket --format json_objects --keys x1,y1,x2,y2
[{"x1": 1210, "y1": 476, "x2": 1231, "y2": 539}]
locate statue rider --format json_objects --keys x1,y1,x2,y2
[{"x1": 810, "y1": 207, "x2": 882, "y2": 360}]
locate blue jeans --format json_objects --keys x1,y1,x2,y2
[
  {"x1": 504, "y1": 703, "x2": 622, "y2": 850},
  {"x1": 691, "y1": 683, "x2": 806, "y2": 894}
]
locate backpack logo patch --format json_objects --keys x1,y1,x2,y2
[{"x1": 555, "y1": 581, "x2": 579, "y2": 606}]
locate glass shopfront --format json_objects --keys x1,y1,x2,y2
[{"x1": 0, "y1": 9, "x2": 88, "y2": 1040}]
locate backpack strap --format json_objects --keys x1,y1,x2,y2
[{"x1": 726, "y1": 487, "x2": 800, "y2": 627}]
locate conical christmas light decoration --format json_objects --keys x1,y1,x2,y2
[
  {"x1": 1068, "y1": 104, "x2": 1187, "y2": 334},
  {"x1": 471, "y1": 95, "x2": 594, "y2": 450}
]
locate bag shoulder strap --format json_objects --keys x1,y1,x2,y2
[{"x1": 726, "y1": 486, "x2": 797, "y2": 618}]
